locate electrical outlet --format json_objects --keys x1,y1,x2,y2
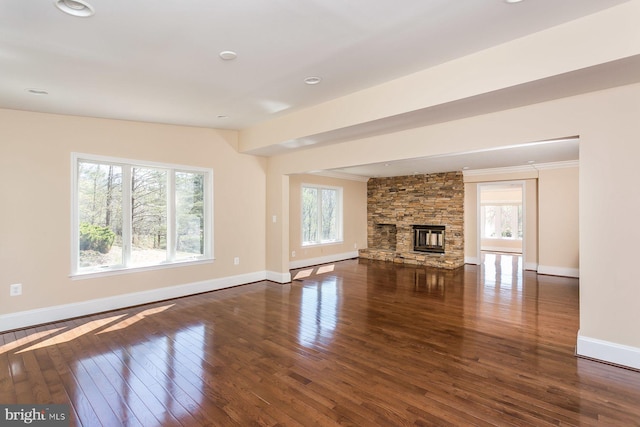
[
  {"x1": 10, "y1": 283, "x2": 22, "y2": 296},
  {"x1": 354, "y1": 243, "x2": 358, "y2": 249},
  {"x1": 234, "y1": 257, "x2": 240, "y2": 265},
  {"x1": 292, "y1": 251, "x2": 296, "y2": 257}
]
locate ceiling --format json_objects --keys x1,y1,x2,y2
[
  {"x1": 3, "y1": 0, "x2": 634, "y2": 180},
  {"x1": 328, "y1": 137, "x2": 579, "y2": 179},
  {"x1": 0, "y1": 0, "x2": 629, "y2": 133}
]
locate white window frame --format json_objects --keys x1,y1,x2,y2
[
  {"x1": 71, "y1": 153, "x2": 214, "y2": 278},
  {"x1": 301, "y1": 184, "x2": 343, "y2": 247},
  {"x1": 480, "y1": 203, "x2": 523, "y2": 240}
]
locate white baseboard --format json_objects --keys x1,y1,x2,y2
[
  {"x1": 467, "y1": 257, "x2": 538, "y2": 271},
  {"x1": 266, "y1": 271, "x2": 292, "y2": 284},
  {"x1": 0, "y1": 271, "x2": 268, "y2": 333},
  {"x1": 577, "y1": 332, "x2": 640, "y2": 370},
  {"x1": 537, "y1": 265, "x2": 579, "y2": 278},
  {"x1": 481, "y1": 246, "x2": 522, "y2": 254},
  {"x1": 289, "y1": 251, "x2": 358, "y2": 270}
]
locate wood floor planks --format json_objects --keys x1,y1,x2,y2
[{"x1": 2, "y1": 255, "x2": 640, "y2": 426}]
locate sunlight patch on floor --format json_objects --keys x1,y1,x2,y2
[
  {"x1": 0, "y1": 327, "x2": 66, "y2": 355},
  {"x1": 293, "y1": 269, "x2": 314, "y2": 280},
  {"x1": 15, "y1": 315, "x2": 126, "y2": 354},
  {"x1": 97, "y1": 304, "x2": 175, "y2": 334},
  {"x1": 316, "y1": 264, "x2": 335, "y2": 275}
]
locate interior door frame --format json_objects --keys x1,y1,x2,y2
[{"x1": 477, "y1": 180, "x2": 526, "y2": 267}]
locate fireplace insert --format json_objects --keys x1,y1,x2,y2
[{"x1": 413, "y1": 225, "x2": 445, "y2": 253}]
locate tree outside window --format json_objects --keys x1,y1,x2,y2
[
  {"x1": 481, "y1": 204, "x2": 523, "y2": 239},
  {"x1": 302, "y1": 185, "x2": 342, "y2": 246},
  {"x1": 74, "y1": 154, "x2": 212, "y2": 275}
]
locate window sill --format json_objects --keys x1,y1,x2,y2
[
  {"x1": 70, "y1": 258, "x2": 214, "y2": 280},
  {"x1": 302, "y1": 240, "x2": 344, "y2": 248}
]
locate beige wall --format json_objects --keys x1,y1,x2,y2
[
  {"x1": 524, "y1": 179, "x2": 539, "y2": 270},
  {"x1": 0, "y1": 2, "x2": 638, "y2": 368},
  {"x1": 579, "y1": 93, "x2": 640, "y2": 349},
  {"x1": 265, "y1": 171, "x2": 290, "y2": 282},
  {"x1": 288, "y1": 174, "x2": 367, "y2": 267},
  {"x1": 0, "y1": 109, "x2": 267, "y2": 320},
  {"x1": 481, "y1": 238, "x2": 522, "y2": 254},
  {"x1": 538, "y1": 165, "x2": 579, "y2": 276},
  {"x1": 263, "y1": 82, "x2": 640, "y2": 363},
  {"x1": 464, "y1": 183, "x2": 478, "y2": 263}
]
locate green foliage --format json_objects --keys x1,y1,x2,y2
[{"x1": 80, "y1": 222, "x2": 115, "y2": 254}]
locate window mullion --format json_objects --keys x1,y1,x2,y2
[
  {"x1": 204, "y1": 171, "x2": 213, "y2": 259},
  {"x1": 71, "y1": 156, "x2": 80, "y2": 273},
  {"x1": 122, "y1": 165, "x2": 132, "y2": 267},
  {"x1": 317, "y1": 189, "x2": 323, "y2": 244},
  {"x1": 167, "y1": 171, "x2": 176, "y2": 261},
  {"x1": 338, "y1": 189, "x2": 343, "y2": 241},
  {"x1": 73, "y1": 153, "x2": 213, "y2": 276}
]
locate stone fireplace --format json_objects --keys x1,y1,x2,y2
[
  {"x1": 359, "y1": 171, "x2": 464, "y2": 269},
  {"x1": 373, "y1": 223, "x2": 397, "y2": 251}
]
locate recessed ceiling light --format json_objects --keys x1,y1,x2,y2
[
  {"x1": 54, "y1": 0, "x2": 94, "y2": 17},
  {"x1": 304, "y1": 76, "x2": 322, "y2": 85},
  {"x1": 26, "y1": 88, "x2": 49, "y2": 95},
  {"x1": 219, "y1": 51, "x2": 237, "y2": 61},
  {"x1": 527, "y1": 160, "x2": 535, "y2": 164},
  {"x1": 505, "y1": 0, "x2": 523, "y2": 3},
  {"x1": 462, "y1": 166, "x2": 470, "y2": 170}
]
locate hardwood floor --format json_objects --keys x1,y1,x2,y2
[{"x1": 2, "y1": 256, "x2": 640, "y2": 426}]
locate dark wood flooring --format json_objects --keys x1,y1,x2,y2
[{"x1": 2, "y1": 255, "x2": 640, "y2": 426}]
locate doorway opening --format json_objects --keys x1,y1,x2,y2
[{"x1": 478, "y1": 182, "x2": 525, "y2": 264}]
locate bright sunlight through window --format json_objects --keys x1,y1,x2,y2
[
  {"x1": 301, "y1": 184, "x2": 343, "y2": 246},
  {"x1": 72, "y1": 153, "x2": 213, "y2": 276}
]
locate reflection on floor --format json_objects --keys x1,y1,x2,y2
[
  {"x1": 481, "y1": 251, "x2": 523, "y2": 288},
  {"x1": 2, "y1": 258, "x2": 640, "y2": 425},
  {"x1": 298, "y1": 276, "x2": 339, "y2": 347}
]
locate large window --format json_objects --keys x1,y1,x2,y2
[
  {"x1": 72, "y1": 153, "x2": 212, "y2": 276},
  {"x1": 301, "y1": 184, "x2": 343, "y2": 246},
  {"x1": 481, "y1": 204, "x2": 523, "y2": 239}
]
